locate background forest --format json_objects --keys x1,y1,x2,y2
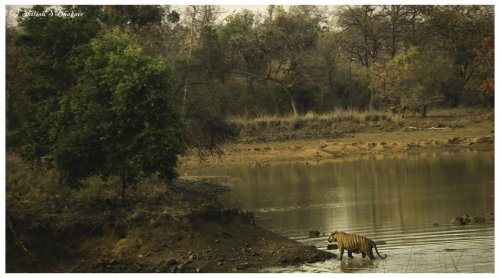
[
  {"x1": 7, "y1": 5, "x2": 494, "y2": 121},
  {"x1": 5, "y1": 5, "x2": 494, "y2": 194}
]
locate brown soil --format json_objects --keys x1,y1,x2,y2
[
  {"x1": 59, "y1": 212, "x2": 333, "y2": 273},
  {"x1": 6, "y1": 177, "x2": 334, "y2": 273},
  {"x1": 178, "y1": 113, "x2": 494, "y2": 172}
]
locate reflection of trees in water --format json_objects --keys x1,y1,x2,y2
[
  {"x1": 340, "y1": 152, "x2": 493, "y2": 231},
  {"x1": 215, "y1": 152, "x2": 493, "y2": 234}
]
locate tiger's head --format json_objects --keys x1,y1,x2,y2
[{"x1": 327, "y1": 231, "x2": 339, "y2": 243}]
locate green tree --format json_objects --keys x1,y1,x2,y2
[
  {"x1": 223, "y1": 7, "x2": 324, "y2": 116},
  {"x1": 369, "y1": 47, "x2": 450, "y2": 115},
  {"x1": 426, "y1": 6, "x2": 494, "y2": 93},
  {"x1": 15, "y1": 5, "x2": 102, "y2": 161},
  {"x1": 6, "y1": 27, "x2": 29, "y2": 131},
  {"x1": 473, "y1": 36, "x2": 494, "y2": 106},
  {"x1": 54, "y1": 29, "x2": 185, "y2": 200}
]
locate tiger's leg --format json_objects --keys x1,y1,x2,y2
[
  {"x1": 368, "y1": 249, "x2": 375, "y2": 260},
  {"x1": 361, "y1": 252, "x2": 366, "y2": 258},
  {"x1": 339, "y1": 247, "x2": 345, "y2": 260},
  {"x1": 348, "y1": 251, "x2": 353, "y2": 259}
]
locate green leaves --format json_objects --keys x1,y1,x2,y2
[
  {"x1": 16, "y1": 24, "x2": 185, "y2": 192},
  {"x1": 64, "y1": 28, "x2": 185, "y2": 186}
]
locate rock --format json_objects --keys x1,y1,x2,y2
[
  {"x1": 165, "y1": 258, "x2": 178, "y2": 266},
  {"x1": 237, "y1": 262, "x2": 249, "y2": 270},
  {"x1": 374, "y1": 240, "x2": 387, "y2": 245},
  {"x1": 309, "y1": 231, "x2": 320, "y2": 238},
  {"x1": 251, "y1": 251, "x2": 261, "y2": 257},
  {"x1": 462, "y1": 214, "x2": 471, "y2": 223},
  {"x1": 451, "y1": 216, "x2": 466, "y2": 225},
  {"x1": 327, "y1": 244, "x2": 338, "y2": 250},
  {"x1": 177, "y1": 263, "x2": 184, "y2": 272},
  {"x1": 217, "y1": 261, "x2": 224, "y2": 266},
  {"x1": 448, "y1": 137, "x2": 461, "y2": 144},
  {"x1": 134, "y1": 263, "x2": 142, "y2": 271},
  {"x1": 472, "y1": 216, "x2": 486, "y2": 224}
]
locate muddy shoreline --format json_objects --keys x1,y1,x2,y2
[{"x1": 178, "y1": 114, "x2": 493, "y2": 172}]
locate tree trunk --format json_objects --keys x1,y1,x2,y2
[
  {"x1": 368, "y1": 88, "x2": 375, "y2": 111},
  {"x1": 420, "y1": 105, "x2": 427, "y2": 117},
  {"x1": 286, "y1": 86, "x2": 299, "y2": 117},
  {"x1": 182, "y1": 6, "x2": 196, "y2": 117},
  {"x1": 120, "y1": 178, "x2": 128, "y2": 205}
]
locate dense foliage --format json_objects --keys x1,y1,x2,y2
[{"x1": 6, "y1": 5, "x2": 494, "y2": 196}]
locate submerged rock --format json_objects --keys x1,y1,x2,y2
[
  {"x1": 462, "y1": 214, "x2": 471, "y2": 223},
  {"x1": 308, "y1": 231, "x2": 320, "y2": 238},
  {"x1": 450, "y1": 216, "x2": 467, "y2": 225},
  {"x1": 472, "y1": 216, "x2": 486, "y2": 224},
  {"x1": 450, "y1": 214, "x2": 486, "y2": 225},
  {"x1": 327, "y1": 244, "x2": 338, "y2": 250}
]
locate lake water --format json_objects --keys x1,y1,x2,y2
[{"x1": 192, "y1": 151, "x2": 494, "y2": 273}]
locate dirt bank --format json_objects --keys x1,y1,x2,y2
[
  {"x1": 58, "y1": 210, "x2": 334, "y2": 273},
  {"x1": 178, "y1": 112, "x2": 494, "y2": 172},
  {"x1": 6, "y1": 174, "x2": 334, "y2": 273}
]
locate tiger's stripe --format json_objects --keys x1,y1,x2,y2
[{"x1": 328, "y1": 231, "x2": 387, "y2": 260}]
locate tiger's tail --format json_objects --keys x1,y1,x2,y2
[{"x1": 373, "y1": 242, "x2": 387, "y2": 259}]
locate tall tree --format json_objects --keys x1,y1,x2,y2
[
  {"x1": 336, "y1": 5, "x2": 385, "y2": 67},
  {"x1": 54, "y1": 29, "x2": 185, "y2": 199},
  {"x1": 426, "y1": 6, "x2": 494, "y2": 87},
  {"x1": 15, "y1": 5, "x2": 102, "y2": 162}
]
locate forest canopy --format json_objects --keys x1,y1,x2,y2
[{"x1": 5, "y1": 5, "x2": 494, "y2": 194}]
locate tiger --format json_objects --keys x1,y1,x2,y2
[{"x1": 328, "y1": 231, "x2": 387, "y2": 260}]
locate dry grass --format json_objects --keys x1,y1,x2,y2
[
  {"x1": 230, "y1": 109, "x2": 394, "y2": 128},
  {"x1": 231, "y1": 107, "x2": 492, "y2": 128}
]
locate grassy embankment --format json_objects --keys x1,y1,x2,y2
[{"x1": 179, "y1": 108, "x2": 494, "y2": 171}]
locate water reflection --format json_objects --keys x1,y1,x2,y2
[
  {"x1": 192, "y1": 151, "x2": 494, "y2": 272},
  {"x1": 210, "y1": 151, "x2": 494, "y2": 238},
  {"x1": 339, "y1": 259, "x2": 376, "y2": 273}
]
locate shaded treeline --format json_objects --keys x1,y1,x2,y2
[{"x1": 5, "y1": 5, "x2": 494, "y2": 196}]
